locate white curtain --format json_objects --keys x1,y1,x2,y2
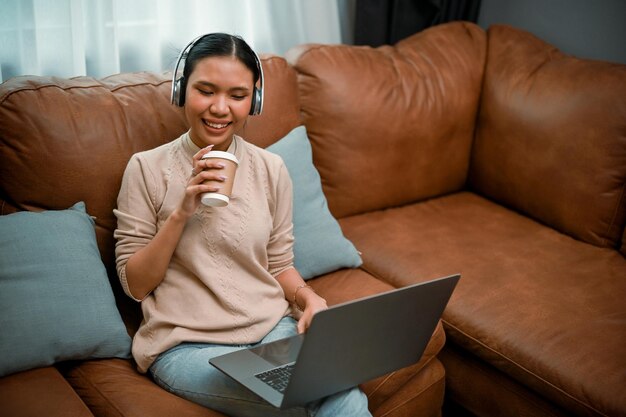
[{"x1": 0, "y1": 0, "x2": 347, "y2": 82}]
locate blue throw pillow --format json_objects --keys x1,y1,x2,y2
[
  {"x1": 267, "y1": 125, "x2": 362, "y2": 279},
  {"x1": 0, "y1": 202, "x2": 131, "y2": 377}
]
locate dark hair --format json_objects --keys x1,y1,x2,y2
[{"x1": 182, "y1": 33, "x2": 259, "y2": 89}]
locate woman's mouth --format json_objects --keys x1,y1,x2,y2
[{"x1": 203, "y1": 119, "x2": 231, "y2": 130}]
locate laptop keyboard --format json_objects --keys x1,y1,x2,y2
[{"x1": 254, "y1": 363, "x2": 295, "y2": 393}]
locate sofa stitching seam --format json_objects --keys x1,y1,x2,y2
[
  {"x1": 376, "y1": 359, "x2": 444, "y2": 417},
  {"x1": 366, "y1": 371, "x2": 396, "y2": 397},
  {"x1": 444, "y1": 346, "x2": 568, "y2": 417},
  {"x1": 603, "y1": 179, "x2": 626, "y2": 248},
  {"x1": 0, "y1": 78, "x2": 171, "y2": 104},
  {"x1": 366, "y1": 352, "x2": 438, "y2": 398},
  {"x1": 290, "y1": 43, "x2": 335, "y2": 64}
]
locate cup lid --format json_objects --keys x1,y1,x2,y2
[
  {"x1": 202, "y1": 150, "x2": 239, "y2": 165},
  {"x1": 201, "y1": 193, "x2": 230, "y2": 207}
]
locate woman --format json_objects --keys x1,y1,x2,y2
[{"x1": 114, "y1": 33, "x2": 371, "y2": 417}]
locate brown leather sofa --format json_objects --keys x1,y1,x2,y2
[{"x1": 1, "y1": 22, "x2": 625, "y2": 417}]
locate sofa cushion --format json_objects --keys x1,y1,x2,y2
[
  {"x1": 267, "y1": 125, "x2": 362, "y2": 279},
  {"x1": 0, "y1": 202, "x2": 131, "y2": 378},
  {"x1": 440, "y1": 345, "x2": 571, "y2": 417},
  {"x1": 470, "y1": 25, "x2": 626, "y2": 248},
  {"x1": 339, "y1": 191, "x2": 626, "y2": 416},
  {"x1": 0, "y1": 367, "x2": 94, "y2": 417},
  {"x1": 307, "y1": 267, "x2": 395, "y2": 306},
  {"x1": 62, "y1": 358, "x2": 224, "y2": 417},
  {"x1": 364, "y1": 359, "x2": 445, "y2": 417},
  {"x1": 0, "y1": 72, "x2": 188, "y2": 272},
  {"x1": 286, "y1": 21, "x2": 486, "y2": 219}
]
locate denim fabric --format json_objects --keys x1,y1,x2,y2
[{"x1": 149, "y1": 317, "x2": 371, "y2": 417}]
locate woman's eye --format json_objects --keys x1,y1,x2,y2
[
  {"x1": 232, "y1": 95, "x2": 246, "y2": 100},
  {"x1": 198, "y1": 89, "x2": 213, "y2": 96}
]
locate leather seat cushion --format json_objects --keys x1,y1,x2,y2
[
  {"x1": 0, "y1": 366, "x2": 93, "y2": 417},
  {"x1": 339, "y1": 191, "x2": 626, "y2": 416}
]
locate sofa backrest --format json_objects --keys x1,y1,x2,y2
[
  {"x1": 469, "y1": 25, "x2": 626, "y2": 249},
  {"x1": 286, "y1": 22, "x2": 486, "y2": 219},
  {"x1": 0, "y1": 73, "x2": 186, "y2": 268},
  {"x1": 0, "y1": 56, "x2": 301, "y2": 332}
]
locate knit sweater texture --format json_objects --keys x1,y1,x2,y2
[{"x1": 114, "y1": 132, "x2": 295, "y2": 373}]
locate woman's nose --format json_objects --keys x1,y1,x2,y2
[{"x1": 210, "y1": 95, "x2": 228, "y2": 115}]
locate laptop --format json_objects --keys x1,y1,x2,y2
[{"x1": 209, "y1": 273, "x2": 460, "y2": 409}]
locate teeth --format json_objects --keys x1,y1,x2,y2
[{"x1": 205, "y1": 121, "x2": 228, "y2": 129}]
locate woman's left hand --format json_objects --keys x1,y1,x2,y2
[
  {"x1": 274, "y1": 268, "x2": 329, "y2": 334},
  {"x1": 297, "y1": 293, "x2": 328, "y2": 334}
]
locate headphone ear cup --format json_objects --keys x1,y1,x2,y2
[
  {"x1": 173, "y1": 77, "x2": 185, "y2": 107},
  {"x1": 249, "y1": 87, "x2": 261, "y2": 115}
]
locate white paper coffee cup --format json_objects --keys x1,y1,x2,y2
[{"x1": 200, "y1": 151, "x2": 239, "y2": 207}]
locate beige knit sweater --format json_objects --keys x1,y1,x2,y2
[{"x1": 114, "y1": 132, "x2": 295, "y2": 373}]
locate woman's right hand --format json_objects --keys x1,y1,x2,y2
[
  {"x1": 176, "y1": 145, "x2": 228, "y2": 218},
  {"x1": 123, "y1": 144, "x2": 229, "y2": 299}
]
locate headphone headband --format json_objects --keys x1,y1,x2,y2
[{"x1": 170, "y1": 34, "x2": 264, "y2": 116}]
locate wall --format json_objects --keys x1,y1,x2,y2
[{"x1": 478, "y1": 0, "x2": 626, "y2": 64}]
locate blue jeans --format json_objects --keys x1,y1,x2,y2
[{"x1": 149, "y1": 317, "x2": 372, "y2": 417}]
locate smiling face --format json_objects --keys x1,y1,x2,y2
[{"x1": 184, "y1": 55, "x2": 254, "y2": 151}]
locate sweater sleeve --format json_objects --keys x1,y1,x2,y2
[
  {"x1": 267, "y1": 159, "x2": 295, "y2": 278},
  {"x1": 113, "y1": 153, "x2": 159, "y2": 301}
]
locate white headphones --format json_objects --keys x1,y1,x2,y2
[{"x1": 170, "y1": 34, "x2": 264, "y2": 116}]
